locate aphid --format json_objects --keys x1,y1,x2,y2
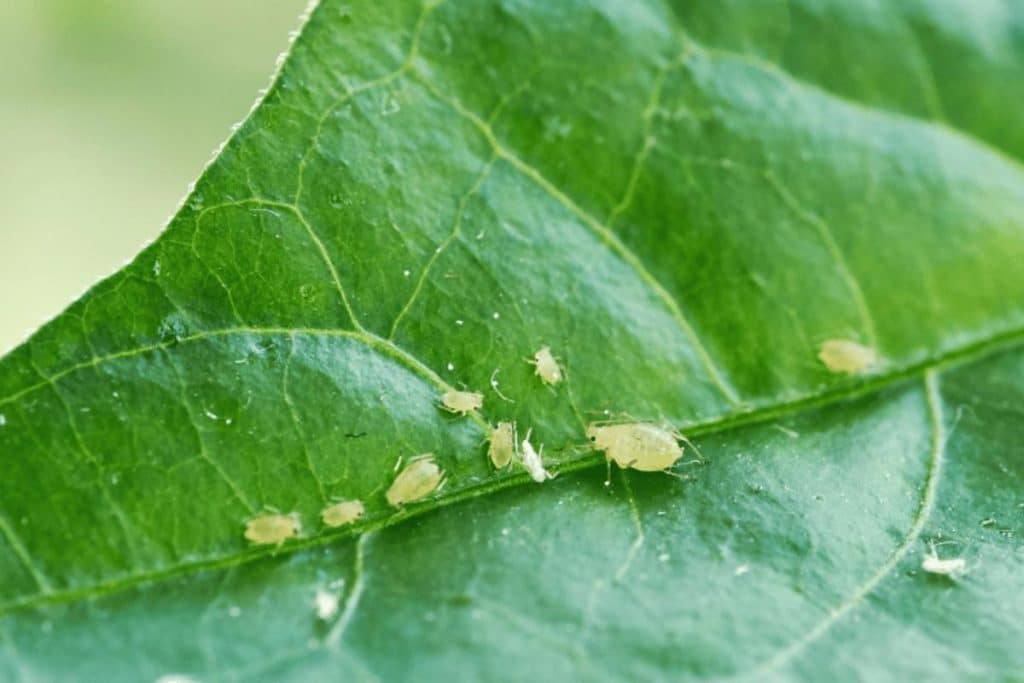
[
  {"x1": 587, "y1": 422, "x2": 685, "y2": 472},
  {"x1": 529, "y1": 346, "x2": 562, "y2": 385},
  {"x1": 244, "y1": 512, "x2": 301, "y2": 545},
  {"x1": 313, "y1": 587, "x2": 340, "y2": 620},
  {"x1": 818, "y1": 339, "x2": 878, "y2": 375},
  {"x1": 386, "y1": 454, "x2": 445, "y2": 506},
  {"x1": 921, "y1": 544, "x2": 967, "y2": 577},
  {"x1": 320, "y1": 499, "x2": 365, "y2": 528},
  {"x1": 520, "y1": 428, "x2": 554, "y2": 483},
  {"x1": 587, "y1": 422, "x2": 701, "y2": 484},
  {"x1": 441, "y1": 389, "x2": 483, "y2": 415},
  {"x1": 488, "y1": 421, "x2": 517, "y2": 469}
]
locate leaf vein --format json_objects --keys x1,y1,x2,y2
[{"x1": 739, "y1": 369, "x2": 947, "y2": 678}]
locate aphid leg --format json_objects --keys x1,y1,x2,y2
[
  {"x1": 604, "y1": 457, "x2": 612, "y2": 487},
  {"x1": 659, "y1": 468, "x2": 693, "y2": 482}
]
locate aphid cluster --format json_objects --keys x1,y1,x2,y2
[
  {"x1": 485, "y1": 421, "x2": 553, "y2": 482},
  {"x1": 241, "y1": 342, "x2": 707, "y2": 547}
]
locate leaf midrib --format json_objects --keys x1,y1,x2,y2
[
  {"x1": 1, "y1": 320, "x2": 1021, "y2": 617},
  {"x1": 3, "y1": 0, "x2": 1021, "y2": 620}
]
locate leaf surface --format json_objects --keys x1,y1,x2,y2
[{"x1": 1, "y1": 1, "x2": 1023, "y2": 680}]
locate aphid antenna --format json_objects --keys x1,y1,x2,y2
[{"x1": 675, "y1": 433, "x2": 707, "y2": 464}]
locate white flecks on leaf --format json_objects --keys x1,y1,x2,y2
[
  {"x1": 441, "y1": 389, "x2": 483, "y2": 415},
  {"x1": 386, "y1": 455, "x2": 445, "y2": 506},
  {"x1": 244, "y1": 512, "x2": 301, "y2": 545},
  {"x1": 321, "y1": 500, "x2": 365, "y2": 528},
  {"x1": 818, "y1": 339, "x2": 878, "y2": 375}
]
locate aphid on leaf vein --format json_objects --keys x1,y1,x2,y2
[
  {"x1": 818, "y1": 339, "x2": 878, "y2": 375},
  {"x1": 587, "y1": 422, "x2": 701, "y2": 485},
  {"x1": 321, "y1": 499, "x2": 365, "y2": 528},
  {"x1": 441, "y1": 389, "x2": 483, "y2": 415},
  {"x1": 488, "y1": 421, "x2": 517, "y2": 469},
  {"x1": 244, "y1": 512, "x2": 301, "y2": 545},
  {"x1": 529, "y1": 346, "x2": 562, "y2": 385},
  {"x1": 921, "y1": 544, "x2": 967, "y2": 577},
  {"x1": 386, "y1": 454, "x2": 445, "y2": 506},
  {"x1": 520, "y1": 428, "x2": 554, "y2": 483}
]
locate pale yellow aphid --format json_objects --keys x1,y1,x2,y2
[
  {"x1": 441, "y1": 389, "x2": 483, "y2": 415},
  {"x1": 320, "y1": 499, "x2": 365, "y2": 528},
  {"x1": 244, "y1": 512, "x2": 301, "y2": 545},
  {"x1": 587, "y1": 423, "x2": 684, "y2": 472},
  {"x1": 922, "y1": 544, "x2": 967, "y2": 577},
  {"x1": 386, "y1": 454, "x2": 445, "y2": 506},
  {"x1": 529, "y1": 346, "x2": 562, "y2": 385},
  {"x1": 818, "y1": 339, "x2": 878, "y2": 375},
  {"x1": 520, "y1": 428, "x2": 554, "y2": 483},
  {"x1": 488, "y1": 421, "x2": 517, "y2": 469}
]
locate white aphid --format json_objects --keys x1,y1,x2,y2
[
  {"x1": 488, "y1": 421, "x2": 517, "y2": 469},
  {"x1": 587, "y1": 422, "x2": 686, "y2": 473},
  {"x1": 441, "y1": 389, "x2": 483, "y2": 415},
  {"x1": 386, "y1": 454, "x2": 445, "y2": 506},
  {"x1": 244, "y1": 512, "x2": 301, "y2": 545},
  {"x1": 529, "y1": 346, "x2": 562, "y2": 385},
  {"x1": 320, "y1": 499, "x2": 365, "y2": 528},
  {"x1": 922, "y1": 545, "x2": 967, "y2": 577},
  {"x1": 313, "y1": 587, "x2": 341, "y2": 620},
  {"x1": 818, "y1": 339, "x2": 878, "y2": 375},
  {"x1": 520, "y1": 429, "x2": 554, "y2": 483}
]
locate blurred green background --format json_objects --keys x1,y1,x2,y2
[{"x1": 0, "y1": 0, "x2": 308, "y2": 353}]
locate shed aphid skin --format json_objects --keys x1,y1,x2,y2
[
  {"x1": 320, "y1": 499, "x2": 365, "y2": 528},
  {"x1": 244, "y1": 512, "x2": 301, "y2": 545},
  {"x1": 586, "y1": 422, "x2": 701, "y2": 485},
  {"x1": 818, "y1": 339, "x2": 878, "y2": 375},
  {"x1": 386, "y1": 454, "x2": 445, "y2": 506},
  {"x1": 520, "y1": 428, "x2": 554, "y2": 483},
  {"x1": 313, "y1": 587, "x2": 341, "y2": 620},
  {"x1": 921, "y1": 544, "x2": 968, "y2": 577},
  {"x1": 529, "y1": 346, "x2": 563, "y2": 385},
  {"x1": 441, "y1": 389, "x2": 484, "y2": 415},
  {"x1": 488, "y1": 421, "x2": 517, "y2": 469}
]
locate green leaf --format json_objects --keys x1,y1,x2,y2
[{"x1": 2, "y1": 1, "x2": 1023, "y2": 680}]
